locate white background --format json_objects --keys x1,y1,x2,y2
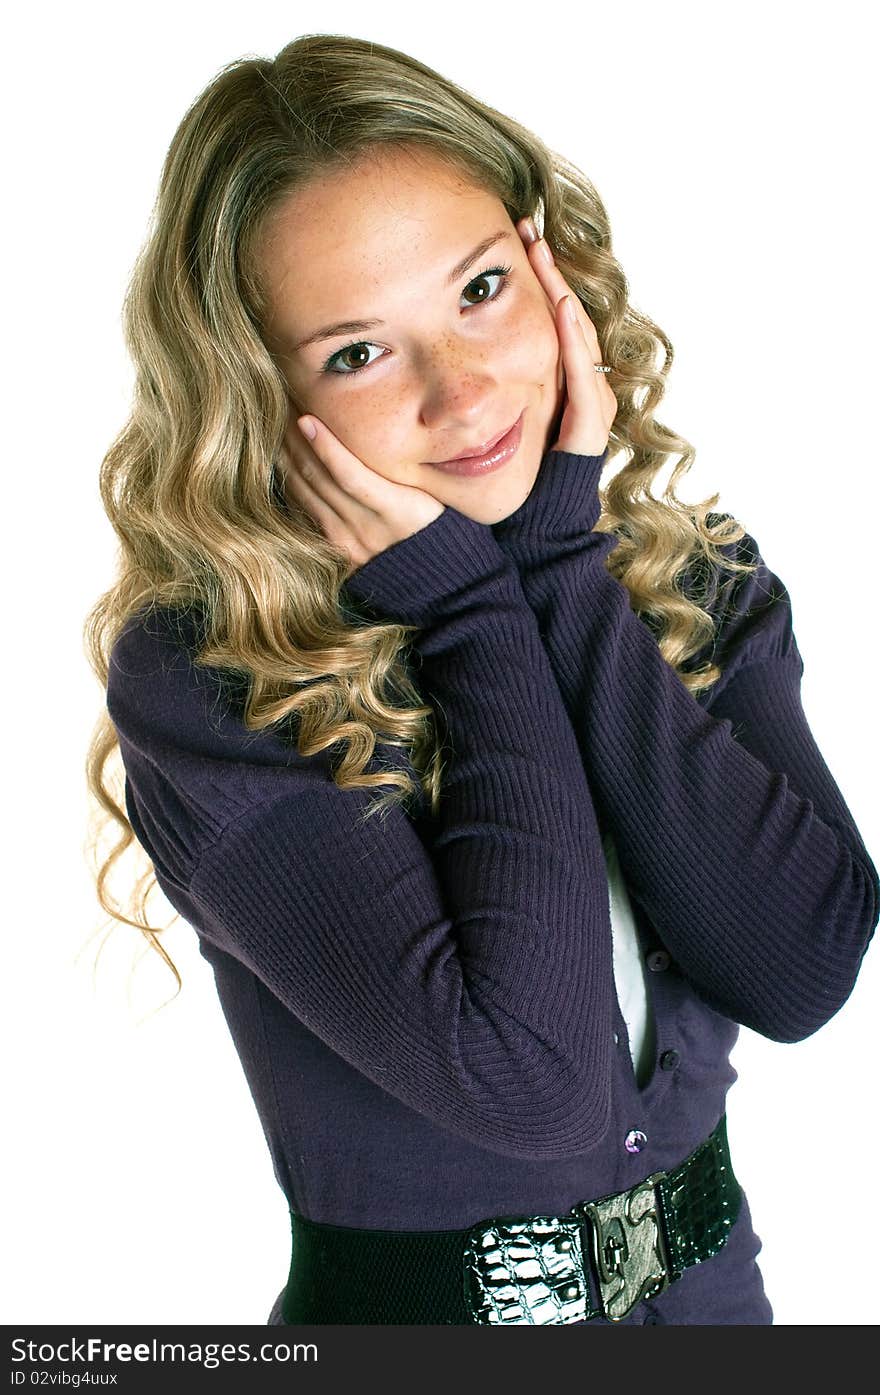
[{"x1": 4, "y1": 0, "x2": 877, "y2": 1327}]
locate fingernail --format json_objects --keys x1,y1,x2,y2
[
  {"x1": 564, "y1": 295, "x2": 577, "y2": 323},
  {"x1": 298, "y1": 417, "x2": 317, "y2": 440},
  {"x1": 521, "y1": 216, "x2": 538, "y2": 244},
  {"x1": 537, "y1": 239, "x2": 554, "y2": 265}
]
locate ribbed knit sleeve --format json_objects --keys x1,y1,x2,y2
[
  {"x1": 186, "y1": 506, "x2": 616, "y2": 1159},
  {"x1": 492, "y1": 448, "x2": 878, "y2": 1043}
]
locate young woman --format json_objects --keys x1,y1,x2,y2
[{"x1": 85, "y1": 33, "x2": 878, "y2": 1326}]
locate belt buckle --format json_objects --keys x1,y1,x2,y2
[{"x1": 572, "y1": 1171, "x2": 670, "y2": 1322}]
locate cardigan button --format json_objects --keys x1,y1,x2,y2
[
  {"x1": 646, "y1": 949, "x2": 671, "y2": 972},
  {"x1": 659, "y1": 1049, "x2": 680, "y2": 1071},
  {"x1": 624, "y1": 1128, "x2": 647, "y2": 1154}
]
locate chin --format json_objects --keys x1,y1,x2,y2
[{"x1": 462, "y1": 473, "x2": 539, "y2": 528}]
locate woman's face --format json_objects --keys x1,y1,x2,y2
[{"x1": 254, "y1": 146, "x2": 565, "y2": 525}]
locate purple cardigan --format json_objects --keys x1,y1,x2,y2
[{"x1": 107, "y1": 448, "x2": 878, "y2": 1325}]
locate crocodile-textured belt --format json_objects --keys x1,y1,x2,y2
[{"x1": 280, "y1": 1113, "x2": 741, "y2": 1325}]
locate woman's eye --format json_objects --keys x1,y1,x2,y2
[
  {"x1": 321, "y1": 263, "x2": 514, "y2": 377},
  {"x1": 459, "y1": 265, "x2": 512, "y2": 308}
]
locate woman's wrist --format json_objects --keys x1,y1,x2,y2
[
  {"x1": 343, "y1": 505, "x2": 520, "y2": 629},
  {"x1": 491, "y1": 447, "x2": 608, "y2": 550}
]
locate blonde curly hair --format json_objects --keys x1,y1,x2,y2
[{"x1": 84, "y1": 32, "x2": 757, "y2": 994}]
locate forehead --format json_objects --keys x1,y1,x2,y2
[{"x1": 256, "y1": 148, "x2": 504, "y2": 329}]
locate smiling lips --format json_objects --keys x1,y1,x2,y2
[{"x1": 425, "y1": 411, "x2": 525, "y2": 476}]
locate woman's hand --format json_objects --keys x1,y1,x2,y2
[
  {"x1": 277, "y1": 414, "x2": 446, "y2": 577},
  {"x1": 514, "y1": 218, "x2": 618, "y2": 456}
]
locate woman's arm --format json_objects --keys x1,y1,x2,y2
[
  {"x1": 491, "y1": 445, "x2": 879, "y2": 1042},
  {"x1": 132, "y1": 506, "x2": 617, "y2": 1160}
]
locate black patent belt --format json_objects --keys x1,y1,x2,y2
[{"x1": 281, "y1": 1113, "x2": 741, "y2": 1325}]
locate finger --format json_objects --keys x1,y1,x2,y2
[
  {"x1": 293, "y1": 416, "x2": 413, "y2": 522},
  {"x1": 553, "y1": 296, "x2": 612, "y2": 455},
  {"x1": 550, "y1": 284, "x2": 618, "y2": 451},
  {"x1": 529, "y1": 243, "x2": 615, "y2": 405},
  {"x1": 280, "y1": 439, "x2": 375, "y2": 571},
  {"x1": 511, "y1": 221, "x2": 605, "y2": 371},
  {"x1": 280, "y1": 447, "x2": 345, "y2": 535},
  {"x1": 276, "y1": 430, "x2": 343, "y2": 520},
  {"x1": 519, "y1": 232, "x2": 604, "y2": 358},
  {"x1": 558, "y1": 295, "x2": 597, "y2": 392}
]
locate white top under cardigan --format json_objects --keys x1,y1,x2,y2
[{"x1": 603, "y1": 830, "x2": 654, "y2": 1087}]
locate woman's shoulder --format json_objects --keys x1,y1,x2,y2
[
  {"x1": 684, "y1": 511, "x2": 803, "y2": 691},
  {"x1": 108, "y1": 601, "x2": 249, "y2": 752},
  {"x1": 108, "y1": 601, "x2": 344, "y2": 884},
  {"x1": 108, "y1": 602, "x2": 333, "y2": 797}
]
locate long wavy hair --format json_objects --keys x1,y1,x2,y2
[{"x1": 84, "y1": 32, "x2": 758, "y2": 995}]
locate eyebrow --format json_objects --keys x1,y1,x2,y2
[{"x1": 289, "y1": 230, "x2": 512, "y2": 352}]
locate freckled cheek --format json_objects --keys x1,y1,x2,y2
[
  {"x1": 284, "y1": 365, "x2": 402, "y2": 452},
  {"x1": 321, "y1": 384, "x2": 414, "y2": 476},
  {"x1": 506, "y1": 303, "x2": 561, "y2": 386}
]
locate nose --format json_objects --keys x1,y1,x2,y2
[{"x1": 418, "y1": 357, "x2": 499, "y2": 435}]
